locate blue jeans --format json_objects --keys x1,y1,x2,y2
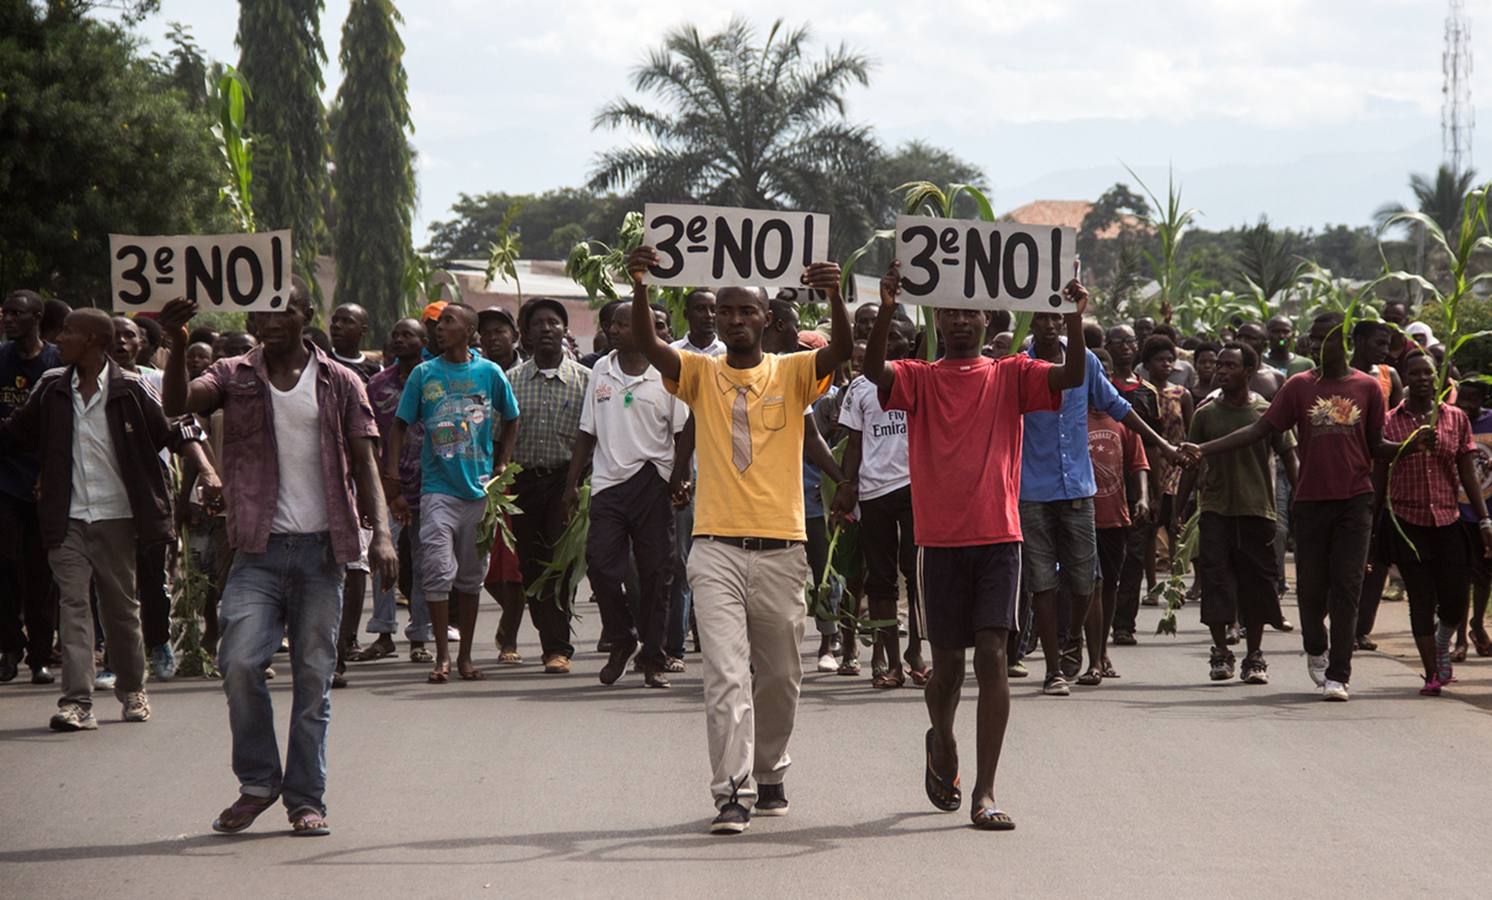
[
  {"x1": 219, "y1": 532, "x2": 343, "y2": 814},
  {"x1": 365, "y1": 514, "x2": 433, "y2": 641},
  {"x1": 666, "y1": 504, "x2": 694, "y2": 658}
]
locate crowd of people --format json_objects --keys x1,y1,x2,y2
[{"x1": 0, "y1": 252, "x2": 1489, "y2": 835}]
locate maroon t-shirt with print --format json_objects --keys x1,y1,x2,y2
[{"x1": 1263, "y1": 369, "x2": 1384, "y2": 502}]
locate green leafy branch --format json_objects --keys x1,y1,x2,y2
[
  {"x1": 1153, "y1": 508, "x2": 1200, "y2": 636},
  {"x1": 525, "y1": 481, "x2": 589, "y2": 621},
  {"x1": 485, "y1": 200, "x2": 526, "y2": 302},
  {"x1": 212, "y1": 66, "x2": 254, "y2": 233},
  {"x1": 476, "y1": 462, "x2": 523, "y2": 558}
]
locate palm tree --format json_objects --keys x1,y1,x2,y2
[
  {"x1": 1374, "y1": 164, "x2": 1479, "y2": 275},
  {"x1": 1236, "y1": 216, "x2": 1301, "y2": 305},
  {"x1": 588, "y1": 18, "x2": 880, "y2": 258}
]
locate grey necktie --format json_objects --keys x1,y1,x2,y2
[{"x1": 731, "y1": 386, "x2": 752, "y2": 474}]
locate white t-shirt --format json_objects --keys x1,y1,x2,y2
[
  {"x1": 671, "y1": 334, "x2": 726, "y2": 357},
  {"x1": 838, "y1": 375, "x2": 910, "y2": 501},
  {"x1": 269, "y1": 355, "x2": 330, "y2": 534},
  {"x1": 578, "y1": 352, "x2": 688, "y2": 493}
]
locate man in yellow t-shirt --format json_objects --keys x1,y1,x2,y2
[{"x1": 627, "y1": 244, "x2": 850, "y2": 835}]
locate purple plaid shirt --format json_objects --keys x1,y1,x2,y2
[
  {"x1": 367, "y1": 363, "x2": 423, "y2": 509},
  {"x1": 194, "y1": 342, "x2": 378, "y2": 564}
]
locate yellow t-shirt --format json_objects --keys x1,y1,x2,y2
[{"x1": 669, "y1": 350, "x2": 829, "y2": 541}]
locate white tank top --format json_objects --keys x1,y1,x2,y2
[{"x1": 269, "y1": 355, "x2": 330, "y2": 535}]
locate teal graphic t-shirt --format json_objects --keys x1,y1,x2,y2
[{"x1": 395, "y1": 356, "x2": 519, "y2": 499}]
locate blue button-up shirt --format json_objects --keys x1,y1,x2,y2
[{"x1": 1020, "y1": 342, "x2": 1132, "y2": 502}]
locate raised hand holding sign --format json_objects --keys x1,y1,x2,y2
[
  {"x1": 894, "y1": 216, "x2": 1076, "y2": 312},
  {"x1": 641, "y1": 203, "x2": 829, "y2": 287},
  {"x1": 109, "y1": 230, "x2": 292, "y2": 313}
]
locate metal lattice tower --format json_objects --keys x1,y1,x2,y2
[{"x1": 1444, "y1": 0, "x2": 1474, "y2": 176}]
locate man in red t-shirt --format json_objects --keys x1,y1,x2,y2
[
  {"x1": 1188, "y1": 312, "x2": 1412, "y2": 702},
  {"x1": 862, "y1": 262, "x2": 1089, "y2": 831}
]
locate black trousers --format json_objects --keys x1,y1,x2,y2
[
  {"x1": 1111, "y1": 525, "x2": 1149, "y2": 635},
  {"x1": 859, "y1": 486, "x2": 922, "y2": 649},
  {"x1": 136, "y1": 539, "x2": 171, "y2": 650},
  {"x1": 514, "y1": 467, "x2": 577, "y2": 659},
  {"x1": 0, "y1": 492, "x2": 55, "y2": 668},
  {"x1": 1292, "y1": 494, "x2": 1374, "y2": 684},
  {"x1": 586, "y1": 465, "x2": 675, "y2": 669}
]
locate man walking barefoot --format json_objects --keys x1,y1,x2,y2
[
  {"x1": 864, "y1": 262, "x2": 1090, "y2": 830},
  {"x1": 627, "y1": 245, "x2": 850, "y2": 835}
]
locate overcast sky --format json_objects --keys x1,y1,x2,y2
[{"x1": 128, "y1": 0, "x2": 1492, "y2": 243}]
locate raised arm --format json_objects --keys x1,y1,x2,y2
[
  {"x1": 861, "y1": 262, "x2": 902, "y2": 394},
  {"x1": 157, "y1": 298, "x2": 221, "y2": 417},
  {"x1": 803, "y1": 261, "x2": 850, "y2": 380},
  {"x1": 625, "y1": 246, "x2": 681, "y2": 383},
  {"x1": 1046, "y1": 279, "x2": 1090, "y2": 392}
]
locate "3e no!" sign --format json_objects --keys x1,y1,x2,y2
[{"x1": 109, "y1": 231, "x2": 292, "y2": 313}]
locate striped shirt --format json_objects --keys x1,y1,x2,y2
[{"x1": 509, "y1": 356, "x2": 588, "y2": 470}]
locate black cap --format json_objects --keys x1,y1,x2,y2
[
  {"x1": 519, "y1": 296, "x2": 569, "y2": 331},
  {"x1": 478, "y1": 307, "x2": 517, "y2": 331}
]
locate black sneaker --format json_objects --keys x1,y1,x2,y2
[
  {"x1": 756, "y1": 782, "x2": 789, "y2": 817},
  {"x1": 599, "y1": 639, "x2": 637, "y2": 685},
  {"x1": 1208, "y1": 647, "x2": 1236, "y2": 681},
  {"x1": 710, "y1": 802, "x2": 750, "y2": 834},
  {"x1": 1240, "y1": 651, "x2": 1269, "y2": 684},
  {"x1": 1112, "y1": 631, "x2": 1137, "y2": 646}
]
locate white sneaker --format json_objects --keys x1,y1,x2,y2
[
  {"x1": 1322, "y1": 679, "x2": 1349, "y2": 702},
  {"x1": 816, "y1": 653, "x2": 838, "y2": 673},
  {"x1": 1306, "y1": 653, "x2": 1328, "y2": 688}
]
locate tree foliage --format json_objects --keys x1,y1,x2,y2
[
  {"x1": 0, "y1": 0, "x2": 229, "y2": 302},
  {"x1": 237, "y1": 0, "x2": 330, "y2": 279},
  {"x1": 589, "y1": 17, "x2": 881, "y2": 259},
  {"x1": 332, "y1": 0, "x2": 414, "y2": 338},
  {"x1": 424, "y1": 189, "x2": 631, "y2": 263}
]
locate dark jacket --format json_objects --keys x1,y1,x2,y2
[{"x1": 0, "y1": 359, "x2": 191, "y2": 549}]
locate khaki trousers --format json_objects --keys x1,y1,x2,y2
[
  {"x1": 50, "y1": 518, "x2": 145, "y2": 709},
  {"x1": 687, "y1": 538, "x2": 810, "y2": 809}
]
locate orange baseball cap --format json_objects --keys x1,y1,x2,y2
[{"x1": 422, "y1": 300, "x2": 448, "y2": 321}]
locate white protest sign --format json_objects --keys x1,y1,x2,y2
[
  {"x1": 643, "y1": 203, "x2": 829, "y2": 288},
  {"x1": 894, "y1": 216, "x2": 1076, "y2": 312},
  {"x1": 109, "y1": 230, "x2": 292, "y2": 312}
]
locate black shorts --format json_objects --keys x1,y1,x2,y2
[
  {"x1": 1095, "y1": 527, "x2": 1128, "y2": 589},
  {"x1": 917, "y1": 542, "x2": 1021, "y2": 649},
  {"x1": 1197, "y1": 513, "x2": 1280, "y2": 628}
]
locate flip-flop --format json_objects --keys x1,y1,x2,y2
[
  {"x1": 924, "y1": 728, "x2": 961, "y2": 812},
  {"x1": 1076, "y1": 669, "x2": 1103, "y2": 686},
  {"x1": 410, "y1": 647, "x2": 434, "y2": 664},
  {"x1": 971, "y1": 807, "x2": 1015, "y2": 831},
  {"x1": 458, "y1": 667, "x2": 486, "y2": 681},
  {"x1": 288, "y1": 807, "x2": 330, "y2": 837},
  {"x1": 212, "y1": 793, "x2": 278, "y2": 834},
  {"x1": 908, "y1": 665, "x2": 932, "y2": 687},
  {"x1": 349, "y1": 641, "x2": 395, "y2": 662},
  {"x1": 427, "y1": 668, "x2": 449, "y2": 684},
  {"x1": 497, "y1": 650, "x2": 523, "y2": 665},
  {"x1": 1100, "y1": 659, "x2": 1120, "y2": 679}
]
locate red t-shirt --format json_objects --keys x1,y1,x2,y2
[
  {"x1": 1088, "y1": 410, "x2": 1149, "y2": 529},
  {"x1": 1262, "y1": 369, "x2": 1385, "y2": 501},
  {"x1": 885, "y1": 354, "x2": 1059, "y2": 547}
]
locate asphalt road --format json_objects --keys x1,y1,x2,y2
[{"x1": 2, "y1": 583, "x2": 1489, "y2": 898}]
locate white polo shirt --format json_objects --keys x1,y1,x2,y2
[
  {"x1": 838, "y1": 375, "x2": 910, "y2": 501},
  {"x1": 68, "y1": 369, "x2": 132, "y2": 522},
  {"x1": 579, "y1": 352, "x2": 689, "y2": 493},
  {"x1": 670, "y1": 334, "x2": 726, "y2": 357}
]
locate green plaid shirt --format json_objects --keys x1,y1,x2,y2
[{"x1": 509, "y1": 357, "x2": 589, "y2": 470}]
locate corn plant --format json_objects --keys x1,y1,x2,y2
[
  {"x1": 814, "y1": 441, "x2": 896, "y2": 644},
  {"x1": 1123, "y1": 164, "x2": 1198, "y2": 324},
  {"x1": 401, "y1": 253, "x2": 463, "y2": 317},
  {"x1": 485, "y1": 201, "x2": 525, "y2": 302},
  {"x1": 1376, "y1": 185, "x2": 1492, "y2": 556},
  {"x1": 212, "y1": 66, "x2": 255, "y2": 233}
]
